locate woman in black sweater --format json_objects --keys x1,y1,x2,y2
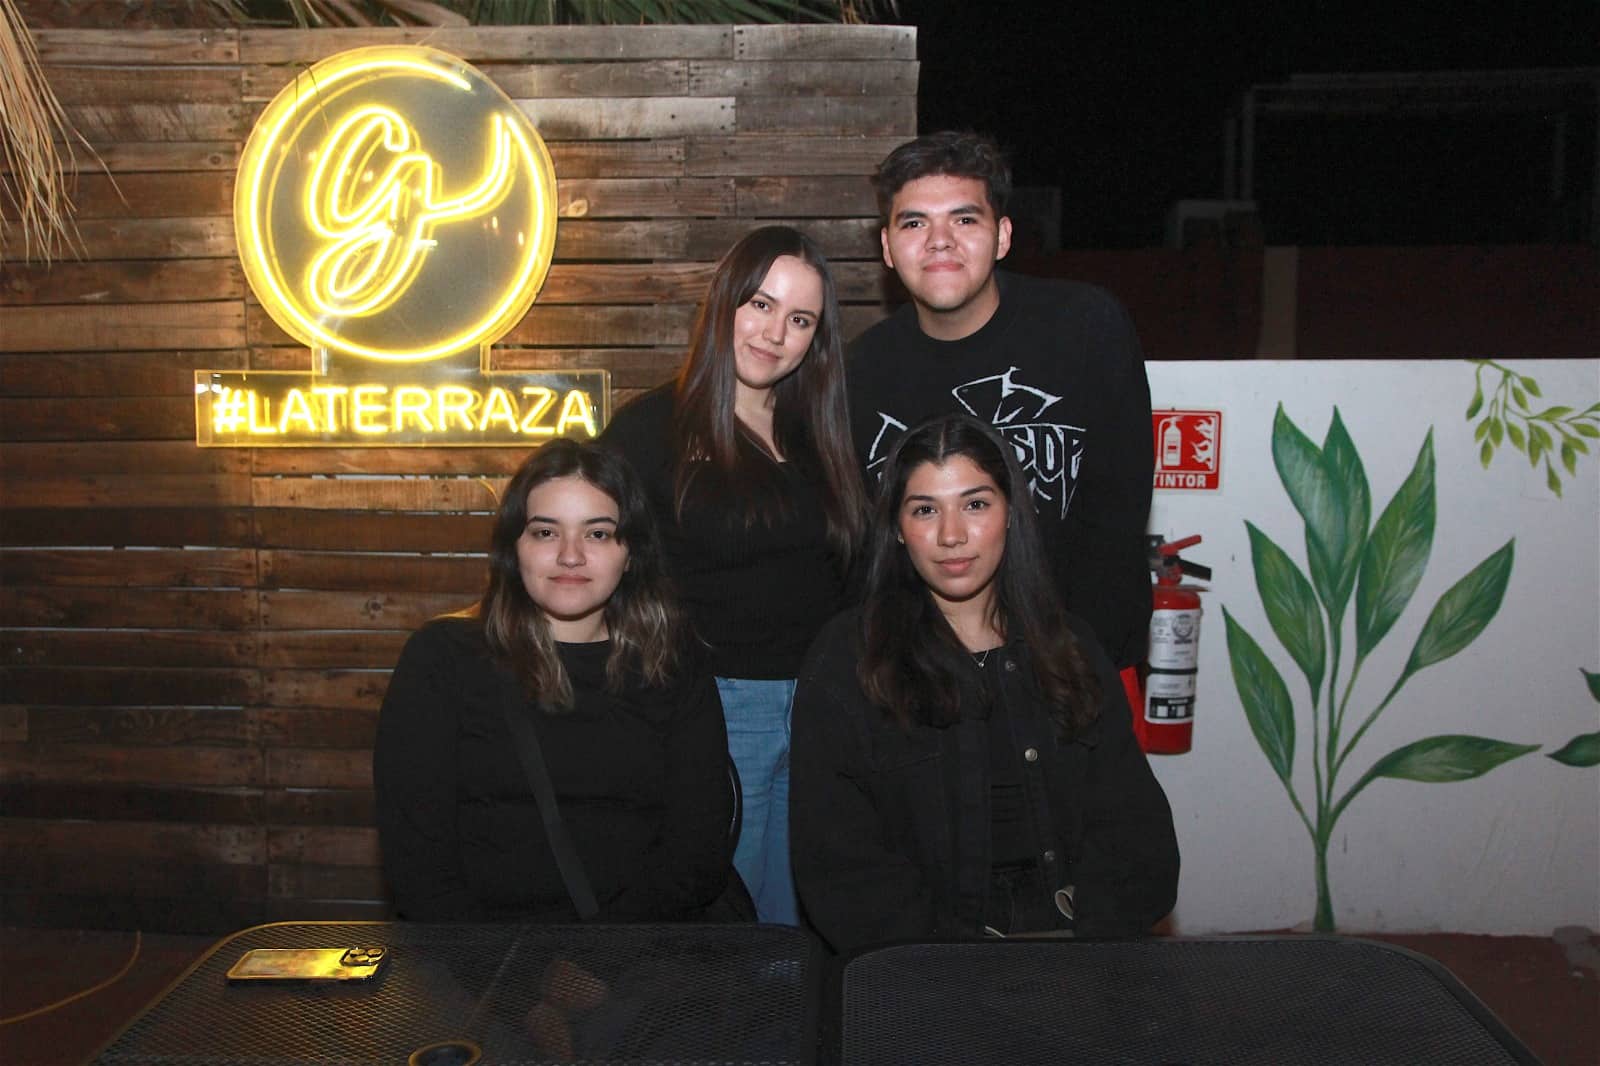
[
  {"x1": 791, "y1": 414, "x2": 1178, "y2": 953},
  {"x1": 373, "y1": 441, "x2": 732, "y2": 921},
  {"x1": 602, "y1": 226, "x2": 866, "y2": 924}
]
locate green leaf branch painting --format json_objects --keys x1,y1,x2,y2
[
  {"x1": 1546, "y1": 669, "x2": 1600, "y2": 768},
  {"x1": 1225, "y1": 406, "x2": 1538, "y2": 932},
  {"x1": 1466, "y1": 360, "x2": 1600, "y2": 497}
]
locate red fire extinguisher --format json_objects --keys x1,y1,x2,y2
[{"x1": 1122, "y1": 534, "x2": 1210, "y2": 754}]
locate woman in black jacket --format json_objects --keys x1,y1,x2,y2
[
  {"x1": 374, "y1": 440, "x2": 732, "y2": 922},
  {"x1": 791, "y1": 414, "x2": 1178, "y2": 953}
]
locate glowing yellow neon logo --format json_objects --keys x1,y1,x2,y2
[{"x1": 234, "y1": 46, "x2": 558, "y2": 363}]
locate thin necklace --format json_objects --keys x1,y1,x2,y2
[{"x1": 972, "y1": 647, "x2": 992, "y2": 668}]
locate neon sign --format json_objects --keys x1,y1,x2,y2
[{"x1": 199, "y1": 45, "x2": 606, "y2": 446}]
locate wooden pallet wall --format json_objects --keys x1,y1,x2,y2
[{"x1": 0, "y1": 24, "x2": 916, "y2": 932}]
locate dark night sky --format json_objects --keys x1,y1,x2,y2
[{"x1": 892, "y1": 0, "x2": 1599, "y2": 247}]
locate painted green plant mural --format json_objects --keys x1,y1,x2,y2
[
  {"x1": 1547, "y1": 670, "x2": 1600, "y2": 768},
  {"x1": 1466, "y1": 359, "x2": 1600, "y2": 497},
  {"x1": 1224, "y1": 405, "x2": 1539, "y2": 932}
]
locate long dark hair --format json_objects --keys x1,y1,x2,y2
[
  {"x1": 671, "y1": 224, "x2": 865, "y2": 564},
  {"x1": 858, "y1": 414, "x2": 1100, "y2": 734},
  {"x1": 480, "y1": 439, "x2": 683, "y2": 709}
]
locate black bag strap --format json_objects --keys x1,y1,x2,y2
[{"x1": 500, "y1": 702, "x2": 600, "y2": 920}]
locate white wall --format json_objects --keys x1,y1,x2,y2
[{"x1": 1145, "y1": 359, "x2": 1599, "y2": 935}]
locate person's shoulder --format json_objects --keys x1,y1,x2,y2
[
  {"x1": 410, "y1": 613, "x2": 486, "y2": 652},
  {"x1": 800, "y1": 607, "x2": 865, "y2": 675},
  {"x1": 602, "y1": 383, "x2": 674, "y2": 437}
]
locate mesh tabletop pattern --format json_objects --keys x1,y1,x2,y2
[
  {"x1": 96, "y1": 921, "x2": 816, "y2": 1066},
  {"x1": 840, "y1": 937, "x2": 1534, "y2": 1065}
]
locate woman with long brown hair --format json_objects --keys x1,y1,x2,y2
[
  {"x1": 791, "y1": 414, "x2": 1178, "y2": 953},
  {"x1": 602, "y1": 225, "x2": 867, "y2": 925}
]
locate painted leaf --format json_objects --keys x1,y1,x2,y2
[
  {"x1": 1465, "y1": 383, "x2": 1483, "y2": 419},
  {"x1": 1520, "y1": 376, "x2": 1541, "y2": 397},
  {"x1": 1402, "y1": 540, "x2": 1515, "y2": 676},
  {"x1": 1546, "y1": 463, "x2": 1562, "y2": 496},
  {"x1": 1355, "y1": 431, "x2": 1435, "y2": 659},
  {"x1": 1318, "y1": 410, "x2": 1370, "y2": 621},
  {"x1": 1223, "y1": 608, "x2": 1296, "y2": 783},
  {"x1": 1584, "y1": 668, "x2": 1600, "y2": 702},
  {"x1": 1506, "y1": 422, "x2": 1526, "y2": 450},
  {"x1": 1489, "y1": 418, "x2": 1503, "y2": 445},
  {"x1": 1561, "y1": 440, "x2": 1578, "y2": 474},
  {"x1": 1547, "y1": 733, "x2": 1600, "y2": 768},
  {"x1": 1368, "y1": 735, "x2": 1538, "y2": 783},
  {"x1": 1270, "y1": 406, "x2": 1342, "y2": 615},
  {"x1": 1473, "y1": 419, "x2": 1490, "y2": 442},
  {"x1": 1247, "y1": 522, "x2": 1326, "y2": 697},
  {"x1": 1478, "y1": 440, "x2": 1493, "y2": 468},
  {"x1": 1574, "y1": 423, "x2": 1599, "y2": 439},
  {"x1": 1532, "y1": 406, "x2": 1573, "y2": 419},
  {"x1": 1513, "y1": 386, "x2": 1528, "y2": 407}
]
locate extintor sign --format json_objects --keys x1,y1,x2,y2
[
  {"x1": 1153, "y1": 410, "x2": 1222, "y2": 490},
  {"x1": 199, "y1": 45, "x2": 607, "y2": 446}
]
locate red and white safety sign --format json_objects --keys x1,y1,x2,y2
[{"x1": 1152, "y1": 410, "x2": 1222, "y2": 490}]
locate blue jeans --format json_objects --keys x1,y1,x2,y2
[{"x1": 715, "y1": 676, "x2": 798, "y2": 926}]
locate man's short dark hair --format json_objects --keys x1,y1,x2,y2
[{"x1": 871, "y1": 131, "x2": 1012, "y2": 222}]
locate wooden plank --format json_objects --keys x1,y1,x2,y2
[
  {"x1": 54, "y1": 218, "x2": 234, "y2": 260},
  {"x1": 491, "y1": 346, "x2": 681, "y2": 390},
  {"x1": 556, "y1": 177, "x2": 735, "y2": 219},
  {"x1": 0, "y1": 440, "x2": 251, "y2": 475},
  {"x1": 0, "y1": 303, "x2": 245, "y2": 353},
  {"x1": 253, "y1": 510, "x2": 490, "y2": 552},
  {"x1": 32, "y1": 30, "x2": 240, "y2": 65},
  {"x1": 0, "y1": 259, "x2": 245, "y2": 305},
  {"x1": 538, "y1": 262, "x2": 714, "y2": 304},
  {"x1": 261, "y1": 590, "x2": 470, "y2": 632},
  {"x1": 262, "y1": 668, "x2": 390, "y2": 711},
  {"x1": 689, "y1": 60, "x2": 916, "y2": 98},
  {"x1": 0, "y1": 891, "x2": 267, "y2": 935},
  {"x1": 64, "y1": 103, "x2": 246, "y2": 143},
  {"x1": 550, "y1": 217, "x2": 880, "y2": 261},
  {"x1": 3, "y1": 630, "x2": 257, "y2": 669},
  {"x1": 502, "y1": 304, "x2": 697, "y2": 347},
  {"x1": 0, "y1": 667, "x2": 259, "y2": 707},
  {"x1": 263, "y1": 786, "x2": 374, "y2": 826},
  {"x1": 0, "y1": 547, "x2": 257, "y2": 588},
  {"x1": 239, "y1": 26, "x2": 733, "y2": 64},
  {"x1": 0, "y1": 818, "x2": 263, "y2": 864},
  {"x1": 0, "y1": 474, "x2": 252, "y2": 509},
  {"x1": 733, "y1": 24, "x2": 916, "y2": 61},
  {"x1": 735, "y1": 175, "x2": 879, "y2": 218},
  {"x1": 680, "y1": 217, "x2": 881, "y2": 260},
  {"x1": 42, "y1": 65, "x2": 241, "y2": 105},
  {"x1": 546, "y1": 139, "x2": 685, "y2": 179},
  {"x1": 0, "y1": 587, "x2": 257, "y2": 630},
  {"x1": 4, "y1": 173, "x2": 231, "y2": 221},
  {"x1": 514, "y1": 97, "x2": 732, "y2": 139},
  {"x1": 261, "y1": 550, "x2": 483, "y2": 593},
  {"x1": 267, "y1": 825, "x2": 380, "y2": 867},
  {"x1": 686, "y1": 134, "x2": 905, "y2": 176},
  {"x1": 0, "y1": 782, "x2": 264, "y2": 823},
  {"x1": 268, "y1": 863, "x2": 385, "y2": 901},
  {"x1": 17, "y1": 706, "x2": 257, "y2": 746},
  {"x1": 250, "y1": 447, "x2": 529, "y2": 476},
  {"x1": 60, "y1": 142, "x2": 238, "y2": 174},
  {"x1": 488, "y1": 59, "x2": 690, "y2": 99},
  {"x1": 268, "y1": 748, "x2": 372, "y2": 789},
  {"x1": 259, "y1": 707, "x2": 379, "y2": 749},
  {"x1": 735, "y1": 95, "x2": 917, "y2": 137},
  {"x1": 0, "y1": 742, "x2": 261, "y2": 785},
  {"x1": 0, "y1": 507, "x2": 253, "y2": 549},
  {"x1": 251, "y1": 477, "x2": 506, "y2": 513},
  {"x1": 0, "y1": 397, "x2": 195, "y2": 440},
  {"x1": 0, "y1": 352, "x2": 249, "y2": 399},
  {"x1": 5, "y1": 852, "x2": 265, "y2": 897},
  {"x1": 260, "y1": 630, "x2": 408, "y2": 669}
]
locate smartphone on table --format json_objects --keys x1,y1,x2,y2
[{"x1": 226, "y1": 946, "x2": 389, "y2": 983}]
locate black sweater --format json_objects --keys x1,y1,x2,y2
[
  {"x1": 847, "y1": 272, "x2": 1155, "y2": 667},
  {"x1": 600, "y1": 385, "x2": 848, "y2": 678},
  {"x1": 373, "y1": 617, "x2": 731, "y2": 921},
  {"x1": 791, "y1": 608, "x2": 1179, "y2": 955}
]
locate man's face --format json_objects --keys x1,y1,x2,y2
[{"x1": 880, "y1": 174, "x2": 1012, "y2": 340}]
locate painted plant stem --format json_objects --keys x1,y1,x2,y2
[{"x1": 1227, "y1": 406, "x2": 1536, "y2": 931}]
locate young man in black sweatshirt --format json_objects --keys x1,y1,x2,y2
[{"x1": 847, "y1": 131, "x2": 1154, "y2": 669}]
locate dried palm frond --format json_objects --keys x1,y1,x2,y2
[{"x1": 0, "y1": 0, "x2": 82, "y2": 264}]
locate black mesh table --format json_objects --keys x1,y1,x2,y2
[
  {"x1": 93, "y1": 921, "x2": 820, "y2": 1065},
  {"x1": 839, "y1": 936, "x2": 1537, "y2": 1065}
]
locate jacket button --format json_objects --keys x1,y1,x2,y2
[
  {"x1": 1023, "y1": 747, "x2": 1039, "y2": 762},
  {"x1": 1043, "y1": 850, "x2": 1057, "y2": 864},
  {"x1": 1003, "y1": 659, "x2": 1018, "y2": 672}
]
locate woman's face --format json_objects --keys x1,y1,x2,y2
[
  {"x1": 730, "y1": 254, "x2": 823, "y2": 401},
  {"x1": 516, "y1": 476, "x2": 628, "y2": 643},
  {"x1": 897, "y1": 454, "x2": 1009, "y2": 612}
]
